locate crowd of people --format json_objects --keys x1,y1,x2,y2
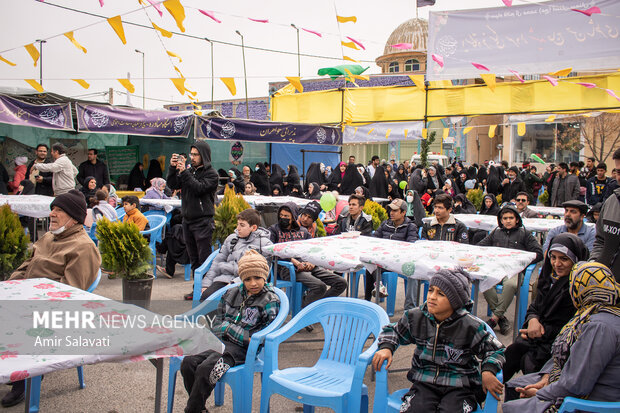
[{"x1": 2, "y1": 141, "x2": 620, "y2": 412}]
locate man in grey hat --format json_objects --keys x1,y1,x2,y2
[{"x1": 543, "y1": 199, "x2": 595, "y2": 253}]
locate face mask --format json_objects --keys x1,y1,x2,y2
[
  {"x1": 406, "y1": 195, "x2": 413, "y2": 203},
  {"x1": 278, "y1": 217, "x2": 290, "y2": 228},
  {"x1": 50, "y1": 216, "x2": 71, "y2": 235},
  {"x1": 255, "y1": 166, "x2": 259, "y2": 171},
  {"x1": 50, "y1": 225, "x2": 67, "y2": 235}
]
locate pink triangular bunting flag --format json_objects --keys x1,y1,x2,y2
[
  {"x1": 472, "y1": 62, "x2": 490, "y2": 71},
  {"x1": 606, "y1": 89, "x2": 620, "y2": 102},
  {"x1": 509, "y1": 69, "x2": 524, "y2": 83},
  {"x1": 99, "y1": 0, "x2": 104, "y2": 6},
  {"x1": 145, "y1": 0, "x2": 162, "y2": 17},
  {"x1": 198, "y1": 9, "x2": 221, "y2": 23},
  {"x1": 432, "y1": 54, "x2": 444, "y2": 68},
  {"x1": 542, "y1": 75, "x2": 558, "y2": 86},
  {"x1": 346, "y1": 36, "x2": 365, "y2": 50},
  {"x1": 571, "y1": 6, "x2": 601, "y2": 16},
  {"x1": 248, "y1": 18, "x2": 269, "y2": 23},
  {"x1": 302, "y1": 28, "x2": 322, "y2": 37},
  {"x1": 576, "y1": 82, "x2": 597, "y2": 88},
  {"x1": 502, "y1": 0, "x2": 513, "y2": 5},
  {"x1": 391, "y1": 43, "x2": 413, "y2": 50}
]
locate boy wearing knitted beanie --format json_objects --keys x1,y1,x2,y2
[
  {"x1": 372, "y1": 268, "x2": 505, "y2": 413},
  {"x1": 181, "y1": 250, "x2": 280, "y2": 413}
]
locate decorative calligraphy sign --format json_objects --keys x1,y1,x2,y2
[
  {"x1": 105, "y1": 145, "x2": 139, "y2": 180},
  {"x1": 77, "y1": 103, "x2": 193, "y2": 138},
  {"x1": 195, "y1": 117, "x2": 343, "y2": 145},
  {"x1": 427, "y1": 0, "x2": 620, "y2": 80},
  {"x1": 0, "y1": 94, "x2": 73, "y2": 130}
]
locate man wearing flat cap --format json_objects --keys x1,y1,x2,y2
[
  {"x1": 9, "y1": 189, "x2": 101, "y2": 290},
  {"x1": 542, "y1": 199, "x2": 595, "y2": 253}
]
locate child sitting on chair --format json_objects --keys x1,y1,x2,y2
[
  {"x1": 200, "y1": 208, "x2": 272, "y2": 300},
  {"x1": 121, "y1": 195, "x2": 148, "y2": 231},
  {"x1": 181, "y1": 250, "x2": 280, "y2": 413},
  {"x1": 372, "y1": 268, "x2": 505, "y2": 413}
]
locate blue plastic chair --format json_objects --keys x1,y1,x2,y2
[
  {"x1": 139, "y1": 214, "x2": 166, "y2": 278},
  {"x1": 25, "y1": 269, "x2": 103, "y2": 412},
  {"x1": 558, "y1": 397, "x2": 620, "y2": 412},
  {"x1": 270, "y1": 260, "x2": 301, "y2": 316},
  {"x1": 259, "y1": 297, "x2": 390, "y2": 413},
  {"x1": 372, "y1": 320, "x2": 502, "y2": 413},
  {"x1": 190, "y1": 248, "x2": 220, "y2": 307},
  {"x1": 184, "y1": 263, "x2": 191, "y2": 281},
  {"x1": 115, "y1": 206, "x2": 126, "y2": 221},
  {"x1": 381, "y1": 272, "x2": 430, "y2": 316},
  {"x1": 166, "y1": 283, "x2": 289, "y2": 413}
]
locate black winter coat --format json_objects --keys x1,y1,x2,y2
[{"x1": 167, "y1": 141, "x2": 219, "y2": 222}]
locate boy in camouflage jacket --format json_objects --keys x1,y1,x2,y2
[{"x1": 373, "y1": 268, "x2": 505, "y2": 413}]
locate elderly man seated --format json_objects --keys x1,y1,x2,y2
[{"x1": 2, "y1": 189, "x2": 101, "y2": 407}]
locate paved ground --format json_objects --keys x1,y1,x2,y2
[{"x1": 1, "y1": 264, "x2": 520, "y2": 413}]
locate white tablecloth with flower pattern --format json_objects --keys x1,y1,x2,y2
[
  {"x1": 422, "y1": 214, "x2": 568, "y2": 233},
  {"x1": 528, "y1": 206, "x2": 566, "y2": 218},
  {"x1": 0, "y1": 278, "x2": 220, "y2": 384},
  {"x1": 358, "y1": 240, "x2": 537, "y2": 292},
  {"x1": 141, "y1": 195, "x2": 313, "y2": 210},
  {"x1": 264, "y1": 235, "x2": 536, "y2": 292},
  {"x1": 0, "y1": 195, "x2": 53, "y2": 218}
]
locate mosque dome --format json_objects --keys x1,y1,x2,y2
[
  {"x1": 382, "y1": 18, "x2": 428, "y2": 55},
  {"x1": 376, "y1": 18, "x2": 428, "y2": 74}
]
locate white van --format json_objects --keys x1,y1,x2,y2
[{"x1": 410, "y1": 154, "x2": 449, "y2": 168}]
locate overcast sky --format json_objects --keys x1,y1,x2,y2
[{"x1": 0, "y1": 0, "x2": 529, "y2": 109}]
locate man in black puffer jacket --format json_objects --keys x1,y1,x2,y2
[
  {"x1": 167, "y1": 141, "x2": 219, "y2": 276},
  {"x1": 477, "y1": 204, "x2": 543, "y2": 335}
]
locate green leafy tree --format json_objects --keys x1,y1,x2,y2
[
  {"x1": 0, "y1": 205, "x2": 30, "y2": 280},
  {"x1": 420, "y1": 130, "x2": 437, "y2": 168},
  {"x1": 213, "y1": 185, "x2": 252, "y2": 246},
  {"x1": 96, "y1": 218, "x2": 152, "y2": 280}
]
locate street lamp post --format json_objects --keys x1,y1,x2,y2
[
  {"x1": 134, "y1": 49, "x2": 145, "y2": 109},
  {"x1": 235, "y1": 30, "x2": 250, "y2": 119},
  {"x1": 204, "y1": 38, "x2": 214, "y2": 110},
  {"x1": 290, "y1": 24, "x2": 300, "y2": 77},
  {"x1": 35, "y1": 39, "x2": 46, "y2": 86}
]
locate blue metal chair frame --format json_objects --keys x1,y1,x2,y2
[{"x1": 166, "y1": 283, "x2": 289, "y2": 413}]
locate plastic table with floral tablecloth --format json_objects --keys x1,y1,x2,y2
[
  {"x1": 358, "y1": 239, "x2": 536, "y2": 292},
  {"x1": 422, "y1": 213, "x2": 570, "y2": 233},
  {"x1": 0, "y1": 278, "x2": 221, "y2": 412},
  {"x1": 141, "y1": 194, "x2": 313, "y2": 210},
  {"x1": 265, "y1": 235, "x2": 536, "y2": 316},
  {"x1": 0, "y1": 195, "x2": 54, "y2": 219},
  {"x1": 528, "y1": 206, "x2": 565, "y2": 218}
]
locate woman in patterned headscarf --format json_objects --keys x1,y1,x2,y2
[{"x1": 503, "y1": 261, "x2": 620, "y2": 412}]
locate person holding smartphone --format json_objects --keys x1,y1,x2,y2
[{"x1": 167, "y1": 143, "x2": 219, "y2": 298}]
